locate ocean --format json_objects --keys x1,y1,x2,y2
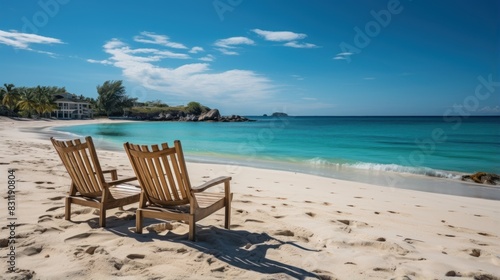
[{"x1": 52, "y1": 116, "x2": 500, "y2": 198}]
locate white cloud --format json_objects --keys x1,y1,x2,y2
[
  {"x1": 134, "y1": 31, "x2": 187, "y2": 49},
  {"x1": 214, "y1": 36, "x2": 255, "y2": 48},
  {"x1": 87, "y1": 59, "x2": 113, "y2": 65},
  {"x1": 252, "y1": 29, "x2": 306, "y2": 42},
  {"x1": 283, "y1": 41, "x2": 317, "y2": 49},
  {"x1": 214, "y1": 36, "x2": 254, "y2": 55},
  {"x1": 252, "y1": 29, "x2": 317, "y2": 49},
  {"x1": 189, "y1": 46, "x2": 204, "y2": 53},
  {"x1": 291, "y1": 75, "x2": 304, "y2": 81},
  {"x1": 96, "y1": 37, "x2": 275, "y2": 104},
  {"x1": 0, "y1": 29, "x2": 63, "y2": 51},
  {"x1": 216, "y1": 48, "x2": 239, "y2": 55},
  {"x1": 333, "y1": 52, "x2": 353, "y2": 60},
  {"x1": 199, "y1": 54, "x2": 215, "y2": 62}
]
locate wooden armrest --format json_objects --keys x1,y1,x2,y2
[
  {"x1": 101, "y1": 169, "x2": 118, "y2": 180},
  {"x1": 192, "y1": 176, "x2": 231, "y2": 193},
  {"x1": 105, "y1": 176, "x2": 137, "y2": 187}
]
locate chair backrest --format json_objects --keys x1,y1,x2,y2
[
  {"x1": 51, "y1": 136, "x2": 105, "y2": 197},
  {"x1": 123, "y1": 140, "x2": 192, "y2": 207}
]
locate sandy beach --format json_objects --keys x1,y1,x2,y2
[{"x1": 0, "y1": 117, "x2": 499, "y2": 280}]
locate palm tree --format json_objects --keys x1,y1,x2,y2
[
  {"x1": 17, "y1": 88, "x2": 37, "y2": 118},
  {"x1": 97, "y1": 80, "x2": 135, "y2": 117},
  {"x1": 2, "y1": 83, "x2": 20, "y2": 116},
  {"x1": 33, "y1": 86, "x2": 57, "y2": 118}
]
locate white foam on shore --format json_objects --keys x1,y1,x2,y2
[{"x1": 305, "y1": 157, "x2": 462, "y2": 179}]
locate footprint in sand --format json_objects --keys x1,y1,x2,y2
[
  {"x1": 312, "y1": 269, "x2": 337, "y2": 280},
  {"x1": 305, "y1": 212, "x2": 316, "y2": 217},
  {"x1": 403, "y1": 238, "x2": 423, "y2": 244},
  {"x1": 335, "y1": 220, "x2": 370, "y2": 228},
  {"x1": 36, "y1": 186, "x2": 55, "y2": 190},
  {"x1": 64, "y1": 232, "x2": 93, "y2": 242},
  {"x1": 48, "y1": 196, "x2": 65, "y2": 201},
  {"x1": 127, "y1": 254, "x2": 145, "y2": 259},
  {"x1": 46, "y1": 206, "x2": 65, "y2": 212},
  {"x1": 469, "y1": 249, "x2": 481, "y2": 257},
  {"x1": 470, "y1": 239, "x2": 489, "y2": 246},
  {"x1": 22, "y1": 246, "x2": 43, "y2": 256},
  {"x1": 38, "y1": 215, "x2": 53, "y2": 223},
  {"x1": 274, "y1": 229, "x2": 294, "y2": 237},
  {"x1": 244, "y1": 219, "x2": 264, "y2": 223}
]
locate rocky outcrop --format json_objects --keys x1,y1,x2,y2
[
  {"x1": 461, "y1": 172, "x2": 500, "y2": 185},
  {"x1": 198, "y1": 109, "x2": 221, "y2": 121},
  {"x1": 124, "y1": 108, "x2": 251, "y2": 122},
  {"x1": 220, "y1": 115, "x2": 252, "y2": 122}
]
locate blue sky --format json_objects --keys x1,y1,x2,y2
[{"x1": 0, "y1": 0, "x2": 499, "y2": 116}]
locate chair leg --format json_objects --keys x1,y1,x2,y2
[
  {"x1": 99, "y1": 205, "x2": 106, "y2": 227},
  {"x1": 224, "y1": 196, "x2": 231, "y2": 229},
  {"x1": 136, "y1": 209, "x2": 143, "y2": 234},
  {"x1": 188, "y1": 216, "x2": 195, "y2": 241},
  {"x1": 65, "y1": 197, "x2": 71, "y2": 221}
]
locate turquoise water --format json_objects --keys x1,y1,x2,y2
[{"x1": 54, "y1": 116, "x2": 500, "y2": 180}]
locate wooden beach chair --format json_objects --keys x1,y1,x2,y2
[
  {"x1": 123, "y1": 140, "x2": 232, "y2": 241},
  {"x1": 51, "y1": 136, "x2": 141, "y2": 227}
]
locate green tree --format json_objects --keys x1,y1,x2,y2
[
  {"x1": 17, "y1": 88, "x2": 37, "y2": 118},
  {"x1": 97, "y1": 80, "x2": 136, "y2": 117},
  {"x1": 186, "y1": 101, "x2": 203, "y2": 115},
  {"x1": 33, "y1": 86, "x2": 57, "y2": 118},
  {"x1": 2, "y1": 83, "x2": 20, "y2": 116}
]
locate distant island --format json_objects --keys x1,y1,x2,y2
[{"x1": 271, "y1": 112, "x2": 288, "y2": 117}]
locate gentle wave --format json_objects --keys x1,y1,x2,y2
[{"x1": 305, "y1": 157, "x2": 462, "y2": 179}]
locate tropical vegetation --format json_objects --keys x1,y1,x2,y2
[{"x1": 0, "y1": 80, "x2": 211, "y2": 119}]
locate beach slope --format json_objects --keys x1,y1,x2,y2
[{"x1": 0, "y1": 118, "x2": 499, "y2": 279}]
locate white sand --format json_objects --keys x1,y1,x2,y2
[{"x1": 0, "y1": 117, "x2": 499, "y2": 280}]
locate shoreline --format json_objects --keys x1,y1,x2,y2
[
  {"x1": 27, "y1": 117, "x2": 500, "y2": 201},
  {"x1": 1, "y1": 117, "x2": 499, "y2": 279}
]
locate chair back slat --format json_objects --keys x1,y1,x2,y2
[
  {"x1": 132, "y1": 144, "x2": 159, "y2": 200},
  {"x1": 71, "y1": 139, "x2": 101, "y2": 194},
  {"x1": 159, "y1": 143, "x2": 177, "y2": 200},
  {"x1": 174, "y1": 140, "x2": 193, "y2": 194},
  {"x1": 51, "y1": 137, "x2": 104, "y2": 197},
  {"x1": 124, "y1": 141, "x2": 191, "y2": 206},
  {"x1": 151, "y1": 144, "x2": 174, "y2": 201}
]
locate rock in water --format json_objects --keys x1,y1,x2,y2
[{"x1": 461, "y1": 172, "x2": 500, "y2": 185}]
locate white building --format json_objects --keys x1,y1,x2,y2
[{"x1": 52, "y1": 94, "x2": 93, "y2": 119}]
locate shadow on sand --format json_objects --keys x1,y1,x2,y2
[{"x1": 103, "y1": 216, "x2": 321, "y2": 279}]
